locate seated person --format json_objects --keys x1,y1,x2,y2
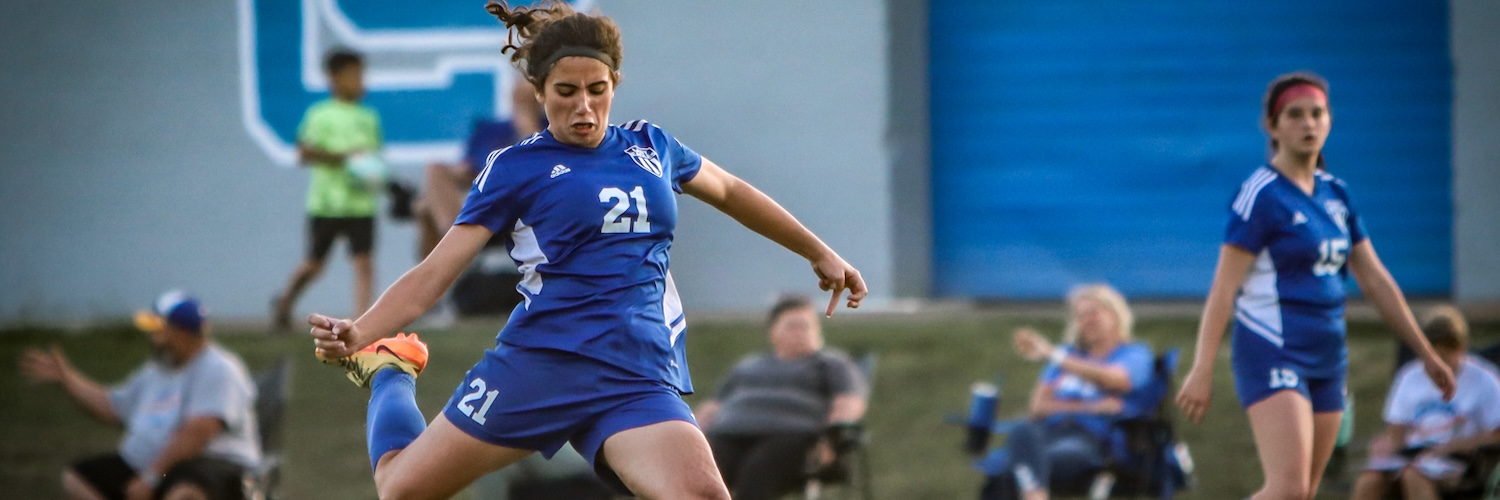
[
  {"x1": 1352, "y1": 305, "x2": 1500, "y2": 500},
  {"x1": 696, "y1": 295, "x2": 869, "y2": 500},
  {"x1": 979, "y1": 284, "x2": 1155, "y2": 500},
  {"x1": 415, "y1": 76, "x2": 544, "y2": 259},
  {"x1": 18, "y1": 291, "x2": 261, "y2": 500},
  {"x1": 414, "y1": 117, "x2": 519, "y2": 258}
]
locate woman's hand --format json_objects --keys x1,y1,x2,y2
[
  {"x1": 1012, "y1": 327, "x2": 1053, "y2": 362},
  {"x1": 810, "y1": 253, "x2": 866, "y2": 317},
  {"x1": 1175, "y1": 365, "x2": 1214, "y2": 424},
  {"x1": 308, "y1": 313, "x2": 365, "y2": 359}
]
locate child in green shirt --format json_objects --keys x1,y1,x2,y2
[{"x1": 273, "y1": 48, "x2": 383, "y2": 329}]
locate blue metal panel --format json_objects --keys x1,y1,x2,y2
[{"x1": 930, "y1": 1, "x2": 1451, "y2": 299}]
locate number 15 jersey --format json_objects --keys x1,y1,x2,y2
[
  {"x1": 1226, "y1": 165, "x2": 1368, "y2": 377},
  {"x1": 455, "y1": 120, "x2": 702, "y2": 393}
]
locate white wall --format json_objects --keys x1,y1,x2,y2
[{"x1": 0, "y1": 0, "x2": 891, "y2": 321}]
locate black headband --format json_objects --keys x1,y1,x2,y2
[{"x1": 534, "y1": 45, "x2": 617, "y2": 77}]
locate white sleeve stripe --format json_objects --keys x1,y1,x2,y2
[
  {"x1": 1233, "y1": 169, "x2": 1277, "y2": 221},
  {"x1": 1232, "y1": 168, "x2": 1273, "y2": 214},
  {"x1": 474, "y1": 146, "x2": 512, "y2": 193}
]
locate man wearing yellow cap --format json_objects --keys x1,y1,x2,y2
[{"x1": 19, "y1": 290, "x2": 260, "y2": 500}]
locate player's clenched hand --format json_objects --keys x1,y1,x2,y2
[
  {"x1": 1174, "y1": 365, "x2": 1214, "y2": 425},
  {"x1": 811, "y1": 254, "x2": 866, "y2": 317},
  {"x1": 308, "y1": 313, "x2": 362, "y2": 359}
]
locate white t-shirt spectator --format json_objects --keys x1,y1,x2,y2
[
  {"x1": 109, "y1": 343, "x2": 261, "y2": 471},
  {"x1": 1384, "y1": 356, "x2": 1500, "y2": 449}
]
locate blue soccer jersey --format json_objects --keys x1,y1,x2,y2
[
  {"x1": 1225, "y1": 166, "x2": 1368, "y2": 377},
  {"x1": 455, "y1": 120, "x2": 702, "y2": 393}
]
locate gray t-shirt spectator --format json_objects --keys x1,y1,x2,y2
[
  {"x1": 708, "y1": 349, "x2": 866, "y2": 435},
  {"x1": 109, "y1": 343, "x2": 261, "y2": 471}
]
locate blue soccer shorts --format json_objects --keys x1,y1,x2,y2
[{"x1": 441, "y1": 343, "x2": 697, "y2": 494}]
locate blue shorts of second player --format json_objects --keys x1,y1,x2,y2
[
  {"x1": 441, "y1": 342, "x2": 696, "y2": 492},
  {"x1": 1231, "y1": 323, "x2": 1346, "y2": 413}
]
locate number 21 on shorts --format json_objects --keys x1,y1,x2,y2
[
  {"x1": 1268, "y1": 367, "x2": 1299, "y2": 389},
  {"x1": 456, "y1": 377, "x2": 499, "y2": 424}
]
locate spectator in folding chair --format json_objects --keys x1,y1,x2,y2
[
  {"x1": 978, "y1": 284, "x2": 1156, "y2": 500},
  {"x1": 413, "y1": 117, "x2": 521, "y2": 261},
  {"x1": 1352, "y1": 305, "x2": 1500, "y2": 500},
  {"x1": 415, "y1": 71, "x2": 548, "y2": 262},
  {"x1": 696, "y1": 295, "x2": 870, "y2": 500},
  {"x1": 19, "y1": 291, "x2": 261, "y2": 500}
]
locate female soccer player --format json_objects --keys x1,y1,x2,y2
[
  {"x1": 1174, "y1": 72, "x2": 1456, "y2": 500},
  {"x1": 305, "y1": 2, "x2": 866, "y2": 499}
]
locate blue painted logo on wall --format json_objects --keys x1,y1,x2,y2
[{"x1": 237, "y1": 0, "x2": 587, "y2": 166}]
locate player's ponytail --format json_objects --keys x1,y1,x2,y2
[
  {"x1": 486, "y1": 1, "x2": 624, "y2": 89},
  {"x1": 1263, "y1": 72, "x2": 1330, "y2": 168}
]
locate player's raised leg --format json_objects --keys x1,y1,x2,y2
[
  {"x1": 601, "y1": 420, "x2": 730, "y2": 500},
  {"x1": 372, "y1": 414, "x2": 535, "y2": 500}
]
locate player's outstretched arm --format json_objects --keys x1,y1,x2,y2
[
  {"x1": 1176, "y1": 244, "x2": 1256, "y2": 424},
  {"x1": 1348, "y1": 240, "x2": 1456, "y2": 400},
  {"x1": 311, "y1": 224, "x2": 494, "y2": 358},
  {"x1": 681, "y1": 158, "x2": 866, "y2": 316}
]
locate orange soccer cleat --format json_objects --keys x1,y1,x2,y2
[{"x1": 318, "y1": 332, "x2": 430, "y2": 388}]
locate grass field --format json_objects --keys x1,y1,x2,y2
[{"x1": 3, "y1": 309, "x2": 1497, "y2": 499}]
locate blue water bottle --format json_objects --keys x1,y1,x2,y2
[{"x1": 965, "y1": 381, "x2": 1000, "y2": 455}]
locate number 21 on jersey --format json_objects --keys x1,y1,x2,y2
[
  {"x1": 456, "y1": 377, "x2": 499, "y2": 425},
  {"x1": 600, "y1": 186, "x2": 651, "y2": 234}
]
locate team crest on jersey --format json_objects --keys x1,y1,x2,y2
[
  {"x1": 625, "y1": 145, "x2": 663, "y2": 178},
  {"x1": 1324, "y1": 200, "x2": 1349, "y2": 234}
]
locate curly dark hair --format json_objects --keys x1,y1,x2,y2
[{"x1": 485, "y1": 1, "x2": 624, "y2": 89}]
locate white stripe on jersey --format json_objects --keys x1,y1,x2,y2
[
  {"x1": 1233, "y1": 168, "x2": 1277, "y2": 221},
  {"x1": 509, "y1": 218, "x2": 551, "y2": 308},
  {"x1": 1236, "y1": 311, "x2": 1284, "y2": 348},
  {"x1": 475, "y1": 134, "x2": 547, "y2": 193},
  {"x1": 474, "y1": 147, "x2": 509, "y2": 192},
  {"x1": 1235, "y1": 249, "x2": 1284, "y2": 347},
  {"x1": 663, "y1": 271, "x2": 686, "y2": 345}
]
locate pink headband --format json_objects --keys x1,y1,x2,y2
[{"x1": 1272, "y1": 83, "x2": 1327, "y2": 117}]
